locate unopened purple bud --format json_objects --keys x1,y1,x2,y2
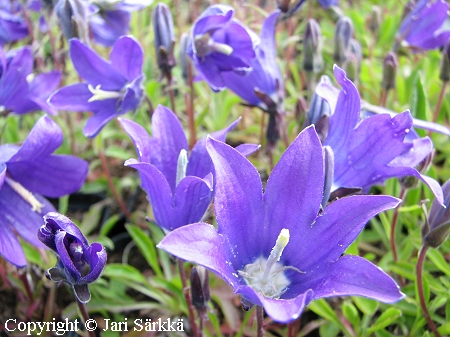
[
  {"x1": 400, "y1": 150, "x2": 434, "y2": 189},
  {"x1": 153, "y1": 3, "x2": 176, "y2": 76},
  {"x1": 55, "y1": 0, "x2": 89, "y2": 43},
  {"x1": 334, "y1": 16, "x2": 353, "y2": 65},
  {"x1": 440, "y1": 38, "x2": 450, "y2": 82},
  {"x1": 190, "y1": 266, "x2": 210, "y2": 312},
  {"x1": 381, "y1": 51, "x2": 398, "y2": 91},
  {"x1": 369, "y1": 6, "x2": 382, "y2": 36},
  {"x1": 308, "y1": 75, "x2": 332, "y2": 126},
  {"x1": 302, "y1": 19, "x2": 323, "y2": 73},
  {"x1": 180, "y1": 33, "x2": 191, "y2": 81},
  {"x1": 277, "y1": 0, "x2": 291, "y2": 13},
  {"x1": 346, "y1": 39, "x2": 362, "y2": 83},
  {"x1": 423, "y1": 179, "x2": 450, "y2": 248}
]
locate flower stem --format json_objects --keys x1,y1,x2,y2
[
  {"x1": 77, "y1": 300, "x2": 96, "y2": 337},
  {"x1": 428, "y1": 81, "x2": 447, "y2": 137},
  {"x1": 390, "y1": 187, "x2": 406, "y2": 264},
  {"x1": 166, "y1": 72, "x2": 176, "y2": 114},
  {"x1": 19, "y1": 272, "x2": 34, "y2": 303},
  {"x1": 186, "y1": 62, "x2": 197, "y2": 149},
  {"x1": 256, "y1": 306, "x2": 264, "y2": 337},
  {"x1": 177, "y1": 259, "x2": 199, "y2": 337},
  {"x1": 416, "y1": 246, "x2": 442, "y2": 337},
  {"x1": 98, "y1": 147, "x2": 132, "y2": 219}
]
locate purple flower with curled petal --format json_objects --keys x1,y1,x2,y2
[
  {"x1": 397, "y1": 0, "x2": 450, "y2": 50},
  {"x1": 38, "y1": 212, "x2": 107, "y2": 303},
  {"x1": 0, "y1": 116, "x2": 88, "y2": 268},
  {"x1": 0, "y1": 45, "x2": 61, "y2": 116},
  {"x1": 48, "y1": 35, "x2": 144, "y2": 138},
  {"x1": 89, "y1": 0, "x2": 152, "y2": 46},
  {"x1": 158, "y1": 126, "x2": 404, "y2": 323},
  {"x1": 189, "y1": 5, "x2": 257, "y2": 91},
  {"x1": 316, "y1": 66, "x2": 443, "y2": 204},
  {"x1": 119, "y1": 105, "x2": 259, "y2": 233}
]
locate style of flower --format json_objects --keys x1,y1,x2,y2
[
  {"x1": 119, "y1": 104, "x2": 259, "y2": 233},
  {"x1": 0, "y1": 45, "x2": 61, "y2": 116},
  {"x1": 397, "y1": 0, "x2": 450, "y2": 50},
  {"x1": 90, "y1": 0, "x2": 152, "y2": 46},
  {"x1": 158, "y1": 126, "x2": 404, "y2": 323},
  {"x1": 188, "y1": 5, "x2": 257, "y2": 91},
  {"x1": 0, "y1": 116, "x2": 88, "y2": 268},
  {"x1": 38, "y1": 212, "x2": 107, "y2": 303},
  {"x1": 315, "y1": 66, "x2": 443, "y2": 204},
  {"x1": 48, "y1": 35, "x2": 144, "y2": 138}
]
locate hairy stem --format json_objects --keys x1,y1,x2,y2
[
  {"x1": 177, "y1": 259, "x2": 199, "y2": 337},
  {"x1": 77, "y1": 300, "x2": 95, "y2": 337},
  {"x1": 256, "y1": 306, "x2": 264, "y2": 337}
]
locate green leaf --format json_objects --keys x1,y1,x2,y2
[
  {"x1": 308, "y1": 299, "x2": 341, "y2": 325},
  {"x1": 352, "y1": 297, "x2": 379, "y2": 316},
  {"x1": 99, "y1": 214, "x2": 120, "y2": 237},
  {"x1": 80, "y1": 202, "x2": 104, "y2": 236},
  {"x1": 126, "y1": 224, "x2": 163, "y2": 277},
  {"x1": 104, "y1": 145, "x2": 132, "y2": 161},
  {"x1": 103, "y1": 264, "x2": 147, "y2": 285},
  {"x1": 367, "y1": 308, "x2": 402, "y2": 334},
  {"x1": 342, "y1": 301, "x2": 360, "y2": 330},
  {"x1": 426, "y1": 249, "x2": 450, "y2": 277},
  {"x1": 410, "y1": 73, "x2": 428, "y2": 137}
]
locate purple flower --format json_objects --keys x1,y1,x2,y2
[
  {"x1": 38, "y1": 212, "x2": 107, "y2": 303},
  {"x1": 220, "y1": 10, "x2": 283, "y2": 113},
  {"x1": 188, "y1": 5, "x2": 257, "y2": 91},
  {"x1": 119, "y1": 105, "x2": 259, "y2": 233},
  {"x1": 158, "y1": 126, "x2": 404, "y2": 323},
  {"x1": 0, "y1": 116, "x2": 88, "y2": 268},
  {"x1": 0, "y1": 46, "x2": 61, "y2": 115},
  {"x1": 397, "y1": 0, "x2": 450, "y2": 50},
  {"x1": 48, "y1": 35, "x2": 144, "y2": 138},
  {"x1": 89, "y1": 0, "x2": 152, "y2": 46},
  {"x1": 316, "y1": 66, "x2": 443, "y2": 204},
  {"x1": 318, "y1": 0, "x2": 338, "y2": 8},
  {"x1": 0, "y1": 1, "x2": 29, "y2": 45}
]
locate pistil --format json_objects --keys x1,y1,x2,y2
[{"x1": 5, "y1": 176, "x2": 45, "y2": 212}]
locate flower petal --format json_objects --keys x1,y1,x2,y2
[
  {"x1": 0, "y1": 214, "x2": 27, "y2": 267},
  {"x1": 69, "y1": 38, "x2": 126, "y2": 90},
  {"x1": 206, "y1": 136, "x2": 264, "y2": 269},
  {"x1": 284, "y1": 195, "x2": 400, "y2": 273},
  {"x1": 82, "y1": 105, "x2": 122, "y2": 138},
  {"x1": 81, "y1": 242, "x2": 107, "y2": 283},
  {"x1": 157, "y1": 222, "x2": 238, "y2": 286},
  {"x1": 258, "y1": 290, "x2": 313, "y2": 323},
  {"x1": 311, "y1": 255, "x2": 404, "y2": 303},
  {"x1": 125, "y1": 160, "x2": 173, "y2": 232},
  {"x1": 110, "y1": 36, "x2": 143, "y2": 82},
  {"x1": 324, "y1": 66, "x2": 360, "y2": 154},
  {"x1": 263, "y1": 126, "x2": 323, "y2": 256},
  {"x1": 151, "y1": 105, "x2": 188, "y2": 192},
  {"x1": 118, "y1": 118, "x2": 153, "y2": 163}
]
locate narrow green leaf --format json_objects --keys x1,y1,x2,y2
[
  {"x1": 426, "y1": 249, "x2": 450, "y2": 277},
  {"x1": 126, "y1": 224, "x2": 163, "y2": 277},
  {"x1": 103, "y1": 264, "x2": 147, "y2": 285},
  {"x1": 367, "y1": 308, "x2": 402, "y2": 334},
  {"x1": 342, "y1": 301, "x2": 360, "y2": 329}
]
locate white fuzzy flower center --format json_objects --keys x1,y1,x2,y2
[
  {"x1": 87, "y1": 84, "x2": 122, "y2": 102},
  {"x1": 238, "y1": 229, "x2": 304, "y2": 299}
]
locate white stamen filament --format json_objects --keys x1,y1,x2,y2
[
  {"x1": 5, "y1": 177, "x2": 45, "y2": 213},
  {"x1": 176, "y1": 149, "x2": 188, "y2": 186},
  {"x1": 87, "y1": 84, "x2": 123, "y2": 102},
  {"x1": 261, "y1": 228, "x2": 290, "y2": 283}
]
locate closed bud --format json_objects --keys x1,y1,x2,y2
[
  {"x1": 439, "y1": 38, "x2": 450, "y2": 82},
  {"x1": 277, "y1": 0, "x2": 291, "y2": 13},
  {"x1": 180, "y1": 33, "x2": 191, "y2": 82},
  {"x1": 308, "y1": 75, "x2": 332, "y2": 126},
  {"x1": 55, "y1": 0, "x2": 89, "y2": 43},
  {"x1": 423, "y1": 179, "x2": 450, "y2": 248},
  {"x1": 369, "y1": 6, "x2": 382, "y2": 36},
  {"x1": 346, "y1": 39, "x2": 362, "y2": 83},
  {"x1": 190, "y1": 266, "x2": 210, "y2": 313},
  {"x1": 334, "y1": 16, "x2": 353, "y2": 65},
  {"x1": 381, "y1": 51, "x2": 398, "y2": 91},
  {"x1": 302, "y1": 19, "x2": 323, "y2": 73},
  {"x1": 153, "y1": 3, "x2": 176, "y2": 76}
]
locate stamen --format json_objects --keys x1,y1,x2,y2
[
  {"x1": 176, "y1": 149, "x2": 188, "y2": 186},
  {"x1": 194, "y1": 34, "x2": 233, "y2": 57},
  {"x1": 262, "y1": 228, "x2": 290, "y2": 282},
  {"x1": 210, "y1": 42, "x2": 233, "y2": 55},
  {"x1": 87, "y1": 84, "x2": 122, "y2": 102},
  {"x1": 5, "y1": 177, "x2": 45, "y2": 213}
]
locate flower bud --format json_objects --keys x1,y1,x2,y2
[
  {"x1": 346, "y1": 39, "x2": 362, "y2": 83},
  {"x1": 400, "y1": 148, "x2": 434, "y2": 189},
  {"x1": 423, "y1": 179, "x2": 450, "y2": 248},
  {"x1": 308, "y1": 75, "x2": 332, "y2": 126},
  {"x1": 153, "y1": 3, "x2": 176, "y2": 76},
  {"x1": 381, "y1": 51, "x2": 398, "y2": 91},
  {"x1": 369, "y1": 6, "x2": 382, "y2": 36},
  {"x1": 302, "y1": 19, "x2": 323, "y2": 73},
  {"x1": 334, "y1": 16, "x2": 353, "y2": 65},
  {"x1": 190, "y1": 266, "x2": 210, "y2": 313},
  {"x1": 55, "y1": 0, "x2": 89, "y2": 43},
  {"x1": 439, "y1": 38, "x2": 450, "y2": 82},
  {"x1": 180, "y1": 33, "x2": 191, "y2": 82},
  {"x1": 277, "y1": 0, "x2": 291, "y2": 13}
]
